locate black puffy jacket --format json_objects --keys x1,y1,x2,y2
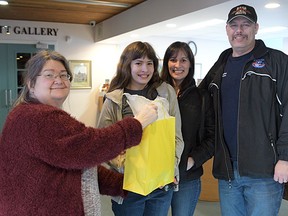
[
  {"x1": 177, "y1": 84, "x2": 215, "y2": 182},
  {"x1": 199, "y1": 39, "x2": 288, "y2": 180}
]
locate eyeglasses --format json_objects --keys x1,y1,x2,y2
[{"x1": 38, "y1": 72, "x2": 71, "y2": 81}]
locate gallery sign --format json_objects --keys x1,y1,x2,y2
[{"x1": 0, "y1": 25, "x2": 58, "y2": 36}]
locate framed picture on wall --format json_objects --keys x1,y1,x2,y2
[{"x1": 69, "y1": 60, "x2": 92, "y2": 89}]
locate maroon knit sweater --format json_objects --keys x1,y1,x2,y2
[{"x1": 0, "y1": 103, "x2": 142, "y2": 216}]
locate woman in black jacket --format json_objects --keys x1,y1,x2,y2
[{"x1": 161, "y1": 41, "x2": 215, "y2": 216}]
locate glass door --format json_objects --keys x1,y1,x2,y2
[{"x1": 0, "y1": 44, "x2": 9, "y2": 132}]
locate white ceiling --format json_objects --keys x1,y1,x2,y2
[{"x1": 103, "y1": 0, "x2": 288, "y2": 43}]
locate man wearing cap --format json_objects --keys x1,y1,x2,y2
[{"x1": 199, "y1": 4, "x2": 288, "y2": 216}]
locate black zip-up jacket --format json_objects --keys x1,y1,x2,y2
[
  {"x1": 199, "y1": 39, "x2": 288, "y2": 180},
  {"x1": 177, "y1": 83, "x2": 215, "y2": 182}
]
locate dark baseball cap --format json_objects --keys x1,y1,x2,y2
[{"x1": 227, "y1": 4, "x2": 257, "y2": 23}]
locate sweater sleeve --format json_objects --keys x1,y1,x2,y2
[
  {"x1": 98, "y1": 165, "x2": 127, "y2": 197},
  {"x1": 4, "y1": 103, "x2": 142, "y2": 170}
]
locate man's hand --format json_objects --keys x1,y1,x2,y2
[{"x1": 274, "y1": 160, "x2": 288, "y2": 183}]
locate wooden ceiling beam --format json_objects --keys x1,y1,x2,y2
[{"x1": 0, "y1": 0, "x2": 145, "y2": 24}]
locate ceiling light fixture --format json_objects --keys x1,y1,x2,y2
[
  {"x1": 0, "y1": 1, "x2": 8, "y2": 5},
  {"x1": 166, "y1": 24, "x2": 177, "y2": 28},
  {"x1": 265, "y1": 2, "x2": 280, "y2": 9},
  {"x1": 54, "y1": 0, "x2": 131, "y2": 8},
  {"x1": 179, "y1": 19, "x2": 225, "y2": 31}
]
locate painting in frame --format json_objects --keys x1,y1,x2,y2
[{"x1": 69, "y1": 60, "x2": 92, "y2": 89}]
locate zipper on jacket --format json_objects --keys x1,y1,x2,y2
[
  {"x1": 210, "y1": 82, "x2": 232, "y2": 182},
  {"x1": 269, "y1": 133, "x2": 277, "y2": 164},
  {"x1": 236, "y1": 70, "x2": 243, "y2": 175},
  {"x1": 237, "y1": 60, "x2": 256, "y2": 175}
]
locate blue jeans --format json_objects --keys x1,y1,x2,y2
[
  {"x1": 112, "y1": 188, "x2": 173, "y2": 216},
  {"x1": 171, "y1": 178, "x2": 201, "y2": 216},
  {"x1": 219, "y1": 162, "x2": 284, "y2": 216}
]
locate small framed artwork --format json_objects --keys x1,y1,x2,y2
[{"x1": 69, "y1": 60, "x2": 92, "y2": 89}]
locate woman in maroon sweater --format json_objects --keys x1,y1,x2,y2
[{"x1": 0, "y1": 50, "x2": 157, "y2": 216}]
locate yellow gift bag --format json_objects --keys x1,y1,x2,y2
[{"x1": 123, "y1": 94, "x2": 175, "y2": 196}]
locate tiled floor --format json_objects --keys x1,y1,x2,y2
[{"x1": 101, "y1": 195, "x2": 288, "y2": 216}]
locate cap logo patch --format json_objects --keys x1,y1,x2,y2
[{"x1": 234, "y1": 6, "x2": 252, "y2": 16}]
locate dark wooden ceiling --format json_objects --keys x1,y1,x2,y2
[{"x1": 0, "y1": 0, "x2": 145, "y2": 25}]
